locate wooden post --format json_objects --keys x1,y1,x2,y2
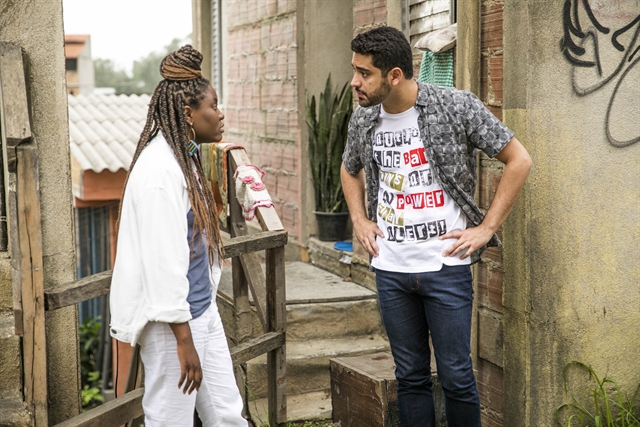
[
  {"x1": 0, "y1": 41, "x2": 33, "y2": 336},
  {"x1": 266, "y1": 245, "x2": 286, "y2": 426},
  {"x1": 227, "y1": 159, "x2": 253, "y2": 344},
  {"x1": 13, "y1": 144, "x2": 48, "y2": 426}
]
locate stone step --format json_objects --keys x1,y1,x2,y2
[
  {"x1": 308, "y1": 238, "x2": 377, "y2": 291},
  {"x1": 286, "y1": 299, "x2": 384, "y2": 340},
  {"x1": 246, "y1": 335, "x2": 390, "y2": 399},
  {"x1": 218, "y1": 261, "x2": 384, "y2": 340},
  {"x1": 248, "y1": 390, "x2": 332, "y2": 423}
]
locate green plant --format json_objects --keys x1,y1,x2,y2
[
  {"x1": 305, "y1": 74, "x2": 353, "y2": 213},
  {"x1": 556, "y1": 360, "x2": 640, "y2": 427},
  {"x1": 79, "y1": 316, "x2": 104, "y2": 410},
  {"x1": 81, "y1": 371, "x2": 104, "y2": 409}
]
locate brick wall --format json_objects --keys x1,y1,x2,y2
[
  {"x1": 224, "y1": 0, "x2": 299, "y2": 237},
  {"x1": 354, "y1": 0, "x2": 388, "y2": 34},
  {"x1": 477, "y1": 1, "x2": 506, "y2": 426}
]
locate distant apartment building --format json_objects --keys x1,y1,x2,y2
[{"x1": 65, "y1": 34, "x2": 95, "y2": 95}]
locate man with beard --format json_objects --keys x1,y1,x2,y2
[{"x1": 341, "y1": 26, "x2": 532, "y2": 427}]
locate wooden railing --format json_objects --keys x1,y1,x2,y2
[
  {"x1": 48, "y1": 149, "x2": 288, "y2": 427},
  {"x1": 2, "y1": 41, "x2": 287, "y2": 427}
]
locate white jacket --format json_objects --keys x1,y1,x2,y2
[{"x1": 109, "y1": 134, "x2": 221, "y2": 346}]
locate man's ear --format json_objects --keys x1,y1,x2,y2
[
  {"x1": 184, "y1": 106, "x2": 193, "y2": 124},
  {"x1": 389, "y1": 67, "x2": 404, "y2": 86}
]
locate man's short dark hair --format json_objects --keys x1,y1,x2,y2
[{"x1": 351, "y1": 26, "x2": 414, "y2": 79}]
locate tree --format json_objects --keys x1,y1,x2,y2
[
  {"x1": 94, "y1": 37, "x2": 189, "y2": 95},
  {"x1": 94, "y1": 58, "x2": 136, "y2": 95},
  {"x1": 131, "y1": 38, "x2": 184, "y2": 94}
]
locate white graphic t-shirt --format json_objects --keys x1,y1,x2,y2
[{"x1": 370, "y1": 105, "x2": 471, "y2": 273}]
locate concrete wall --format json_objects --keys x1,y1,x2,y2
[
  {"x1": 0, "y1": 1, "x2": 80, "y2": 424},
  {"x1": 298, "y1": 0, "x2": 354, "y2": 244},
  {"x1": 77, "y1": 40, "x2": 95, "y2": 95},
  {"x1": 502, "y1": 0, "x2": 640, "y2": 425}
]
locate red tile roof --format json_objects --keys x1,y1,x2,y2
[{"x1": 64, "y1": 34, "x2": 90, "y2": 59}]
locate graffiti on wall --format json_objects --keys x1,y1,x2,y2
[{"x1": 560, "y1": 0, "x2": 639, "y2": 147}]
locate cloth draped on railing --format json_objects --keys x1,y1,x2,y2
[{"x1": 202, "y1": 142, "x2": 274, "y2": 222}]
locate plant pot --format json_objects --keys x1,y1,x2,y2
[{"x1": 314, "y1": 211, "x2": 349, "y2": 242}]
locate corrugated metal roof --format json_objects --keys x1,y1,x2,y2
[{"x1": 68, "y1": 93, "x2": 150, "y2": 173}]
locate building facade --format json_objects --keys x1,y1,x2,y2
[{"x1": 193, "y1": 1, "x2": 640, "y2": 425}]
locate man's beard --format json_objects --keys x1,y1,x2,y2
[{"x1": 356, "y1": 78, "x2": 392, "y2": 107}]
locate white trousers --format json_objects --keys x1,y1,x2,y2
[{"x1": 138, "y1": 304, "x2": 247, "y2": 427}]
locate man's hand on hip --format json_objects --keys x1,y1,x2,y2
[
  {"x1": 354, "y1": 218, "x2": 384, "y2": 257},
  {"x1": 440, "y1": 224, "x2": 494, "y2": 260}
]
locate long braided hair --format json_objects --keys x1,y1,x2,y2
[{"x1": 119, "y1": 45, "x2": 223, "y2": 264}]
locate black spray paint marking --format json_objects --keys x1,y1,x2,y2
[{"x1": 560, "y1": 0, "x2": 640, "y2": 147}]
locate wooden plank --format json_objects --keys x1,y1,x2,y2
[
  {"x1": 8, "y1": 181, "x2": 23, "y2": 335},
  {"x1": 0, "y1": 42, "x2": 32, "y2": 335},
  {"x1": 0, "y1": 42, "x2": 32, "y2": 172},
  {"x1": 44, "y1": 269, "x2": 113, "y2": 311},
  {"x1": 222, "y1": 229, "x2": 288, "y2": 259},
  {"x1": 232, "y1": 222, "x2": 267, "y2": 331},
  {"x1": 227, "y1": 148, "x2": 283, "y2": 232},
  {"x1": 124, "y1": 345, "x2": 141, "y2": 394},
  {"x1": 124, "y1": 345, "x2": 144, "y2": 427},
  {"x1": 230, "y1": 331, "x2": 285, "y2": 366},
  {"x1": 52, "y1": 388, "x2": 144, "y2": 427},
  {"x1": 239, "y1": 251, "x2": 267, "y2": 331},
  {"x1": 228, "y1": 161, "x2": 253, "y2": 345},
  {"x1": 266, "y1": 245, "x2": 287, "y2": 426},
  {"x1": 14, "y1": 145, "x2": 48, "y2": 426}
]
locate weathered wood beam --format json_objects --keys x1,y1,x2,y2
[
  {"x1": 229, "y1": 331, "x2": 285, "y2": 366},
  {"x1": 267, "y1": 245, "x2": 287, "y2": 426},
  {"x1": 0, "y1": 42, "x2": 32, "y2": 171},
  {"x1": 13, "y1": 145, "x2": 48, "y2": 426},
  {"x1": 44, "y1": 270, "x2": 113, "y2": 311},
  {"x1": 232, "y1": 222, "x2": 267, "y2": 331},
  {"x1": 52, "y1": 388, "x2": 144, "y2": 427},
  {"x1": 227, "y1": 148, "x2": 284, "y2": 232},
  {"x1": 1, "y1": 42, "x2": 32, "y2": 334},
  {"x1": 222, "y1": 229, "x2": 288, "y2": 259}
]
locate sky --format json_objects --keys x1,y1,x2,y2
[{"x1": 62, "y1": 0, "x2": 193, "y2": 74}]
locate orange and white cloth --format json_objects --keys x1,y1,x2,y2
[{"x1": 233, "y1": 164, "x2": 274, "y2": 221}]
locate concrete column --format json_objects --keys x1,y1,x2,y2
[
  {"x1": 0, "y1": 1, "x2": 80, "y2": 424},
  {"x1": 502, "y1": 1, "x2": 640, "y2": 425},
  {"x1": 298, "y1": 0, "x2": 354, "y2": 248},
  {"x1": 192, "y1": 0, "x2": 212, "y2": 81},
  {"x1": 455, "y1": 0, "x2": 481, "y2": 95}
]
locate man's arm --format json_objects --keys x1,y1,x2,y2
[
  {"x1": 441, "y1": 136, "x2": 532, "y2": 259},
  {"x1": 341, "y1": 164, "x2": 384, "y2": 257}
]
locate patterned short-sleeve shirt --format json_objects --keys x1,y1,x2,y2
[{"x1": 342, "y1": 81, "x2": 514, "y2": 263}]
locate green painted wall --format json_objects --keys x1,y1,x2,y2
[
  {"x1": 0, "y1": 1, "x2": 80, "y2": 424},
  {"x1": 502, "y1": 0, "x2": 640, "y2": 425}
]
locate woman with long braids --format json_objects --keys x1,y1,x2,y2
[{"x1": 109, "y1": 45, "x2": 247, "y2": 426}]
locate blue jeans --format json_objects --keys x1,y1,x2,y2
[{"x1": 376, "y1": 265, "x2": 481, "y2": 427}]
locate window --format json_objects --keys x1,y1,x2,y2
[
  {"x1": 66, "y1": 58, "x2": 78, "y2": 71},
  {"x1": 407, "y1": 0, "x2": 456, "y2": 48}
]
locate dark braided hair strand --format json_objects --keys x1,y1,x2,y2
[{"x1": 119, "y1": 45, "x2": 223, "y2": 264}]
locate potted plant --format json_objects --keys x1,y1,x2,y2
[{"x1": 305, "y1": 74, "x2": 354, "y2": 241}]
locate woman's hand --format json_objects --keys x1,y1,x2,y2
[{"x1": 169, "y1": 322, "x2": 202, "y2": 394}]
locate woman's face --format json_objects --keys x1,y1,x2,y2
[{"x1": 185, "y1": 85, "x2": 225, "y2": 144}]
